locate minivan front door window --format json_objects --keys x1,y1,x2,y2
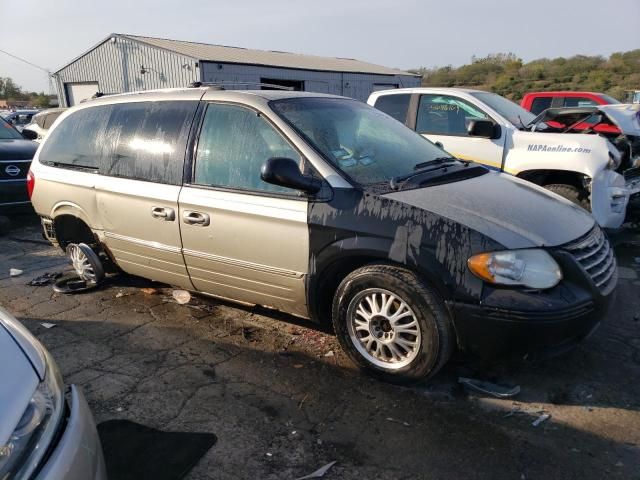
[{"x1": 194, "y1": 103, "x2": 302, "y2": 194}]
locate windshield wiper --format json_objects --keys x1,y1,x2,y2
[
  {"x1": 390, "y1": 157, "x2": 464, "y2": 190},
  {"x1": 413, "y1": 156, "x2": 458, "y2": 170}
]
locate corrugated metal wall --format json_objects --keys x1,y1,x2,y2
[
  {"x1": 201, "y1": 62, "x2": 420, "y2": 101},
  {"x1": 54, "y1": 36, "x2": 420, "y2": 105},
  {"x1": 54, "y1": 36, "x2": 199, "y2": 106}
]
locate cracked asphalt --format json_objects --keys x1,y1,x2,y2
[{"x1": 1, "y1": 215, "x2": 639, "y2": 480}]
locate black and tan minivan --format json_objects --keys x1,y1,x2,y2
[{"x1": 28, "y1": 87, "x2": 617, "y2": 383}]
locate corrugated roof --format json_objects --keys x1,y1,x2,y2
[{"x1": 120, "y1": 34, "x2": 418, "y2": 76}]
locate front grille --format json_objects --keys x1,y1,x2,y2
[{"x1": 564, "y1": 227, "x2": 617, "y2": 294}]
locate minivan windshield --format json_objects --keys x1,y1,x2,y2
[
  {"x1": 470, "y1": 92, "x2": 537, "y2": 128},
  {"x1": 271, "y1": 97, "x2": 468, "y2": 186},
  {"x1": 0, "y1": 117, "x2": 23, "y2": 140}
]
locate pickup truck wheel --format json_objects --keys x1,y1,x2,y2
[
  {"x1": 545, "y1": 184, "x2": 591, "y2": 211},
  {"x1": 332, "y1": 264, "x2": 453, "y2": 384}
]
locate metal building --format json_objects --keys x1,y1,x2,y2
[{"x1": 53, "y1": 34, "x2": 420, "y2": 106}]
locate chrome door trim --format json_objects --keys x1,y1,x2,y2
[
  {"x1": 104, "y1": 231, "x2": 182, "y2": 254},
  {"x1": 182, "y1": 248, "x2": 304, "y2": 278}
]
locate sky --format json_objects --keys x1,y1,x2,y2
[{"x1": 1, "y1": 0, "x2": 639, "y2": 93}]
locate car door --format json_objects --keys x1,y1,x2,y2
[
  {"x1": 414, "y1": 93, "x2": 505, "y2": 171},
  {"x1": 178, "y1": 101, "x2": 309, "y2": 317},
  {"x1": 95, "y1": 100, "x2": 198, "y2": 288}
]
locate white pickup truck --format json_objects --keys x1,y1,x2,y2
[{"x1": 368, "y1": 88, "x2": 637, "y2": 229}]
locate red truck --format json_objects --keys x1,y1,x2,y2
[{"x1": 521, "y1": 91, "x2": 622, "y2": 134}]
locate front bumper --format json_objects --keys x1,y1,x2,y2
[
  {"x1": 35, "y1": 385, "x2": 107, "y2": 480},
  {"x1": 591, "y1": 169, "x2": 628, "y2": 229},
  {"x1": 450, "y1": 241, "x2": 616, "y2": 359},
  {"x1": 451, "y1": 297, "x2": 608, "y2": 359}
]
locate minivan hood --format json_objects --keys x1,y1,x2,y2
[
  {"x1": 0, "y1": 138, "x2": 38, "y2": 160},
  {"x1": 0, "y1": 310, "x2": 41, "y2": 446},
  {"x1": 384, "y1": 171, "x2": 594, "y2": 249}
]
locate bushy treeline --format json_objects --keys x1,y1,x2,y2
[
  {"x1": 0, "y1": 77, "x2": 51, "y2": 108},
  {"x1": 411, "y1": 50, "x2": 640, "y2": 101}
]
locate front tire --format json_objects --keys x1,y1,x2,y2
[
  {"x1": 544, "y1": 184, "x2": 591, "y2": 211},
  {"x1": 332, "y1": 264, "x2": 454, "y2": 384}
]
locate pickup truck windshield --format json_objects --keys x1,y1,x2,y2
[
  {"x1": 470, "y1": 92, "x2": 537, "y2": 129},
  {"x1": 0, "y1": 117, "x2": 23, "y2": 140},
  {"x1": 271, "y1": 97, "x2": 465, "y2": 186}
]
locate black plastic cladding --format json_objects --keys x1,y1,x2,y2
[{"x1": 305, "y1": 187, "x2": 502, "y2": 323}]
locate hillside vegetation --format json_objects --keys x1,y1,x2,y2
[{"x1": 411, "y1": 50, "x2": 640, "y2": 102}]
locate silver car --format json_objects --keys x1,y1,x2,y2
[{"x1": 0, "y1": 308, "x2": 106, "y2": 479}]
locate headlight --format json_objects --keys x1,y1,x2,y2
[
  {"x1": 0, "y1": 350, "x2": 64, "y2": 480},
  {"x1": 468, "y1": 249, "x2": 562, "y2": 289}
]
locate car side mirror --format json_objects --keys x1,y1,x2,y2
[
  {"x1": 22, "y1": 129, "x2": 38, "y2": 140},
  {"x1": 261, "y1": 157, "x2": 322, "y2": 194},
  {"x1": 467, "y1": 119, "x2": 501, "y2": 139}
]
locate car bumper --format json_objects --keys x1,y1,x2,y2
[
  {"x1": 451, "y1": 296, "x2": 609, "y2": 359},
  {"x1": 0, "y1": 179, "x2": 31, "y2": 214},
  {"x1": 35, "y1": 385, "x2": 107, "y2": 480}
]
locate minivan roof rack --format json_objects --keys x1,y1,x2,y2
[{"x1": 188, "y1": 81, "x2": 294, "y2": 91}]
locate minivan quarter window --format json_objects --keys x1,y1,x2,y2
[
  {"x1": 194, "y1": 103, "x2": 302, "y2": 194},
  {"x1": 39, "y1": 105, "x2": 112, "y2": 170}
]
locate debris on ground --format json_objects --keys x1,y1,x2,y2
[
  {"x1": 296, "y1": 461, "x2": 337, "y2": 480},
  {"x1": 298, "y1": 393, "x2": 309, "y2": 410},
  {"x1": 28, "y1": 272, "x2": 62, "y2": 286},
  {"x1": 52, "y1": 274, "x2": 99, "y2": 294},
  {"x1": 323, "y1": 350, "x2": 335, "y2": 357},
  {"x1": 40, "y1": 322, "x2": 57, "y2": 329},
  {"x1": 386, "y1": 417, "x2": 411, "y2": 427},
  {"x1": 241, "y1": 326, "x2": 258, "y2": 342},
  {"x1": 141, "y1": 287, "x2": 158, "y2": 295},
  {"x1": 532, "y1": 413, "x2": 551, "y2": 427},
  {"x1": 115, "y1": 291, "x2": 130, "y2": 298},
  {"x1": 458, "y1": 377, "x2": 521, "y2": 398},
  {"x1": 172, "y1": 289, "x2": 191, "y2": 304},
  {"x1": 9, "y1": 268, "x2": 23, "y2": 277}
]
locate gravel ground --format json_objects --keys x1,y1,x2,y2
[{"x1": 1, "y1": 215, "x2": 639, "y2": 480}]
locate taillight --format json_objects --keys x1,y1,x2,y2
[{"x1": 27, "y1": 170, "x2": 35, "y2": 199}]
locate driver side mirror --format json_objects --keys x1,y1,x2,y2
[
  {"x1": 467, "y1": 119, "x2": 501, "y2": 139},
  {"x1": 22, "y1": 129, "x2": 38, "y2": 140},
  {"x1": 261, "y1": 157, "x2": 322, "y2": 194}
]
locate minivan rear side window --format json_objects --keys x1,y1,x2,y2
[
  {"x1": 39, "y1": 105, "x2": 112, "y2": 170},
  {"x1": 373, "y1": 94, "x2": 411, "y2": 124},
  {"x1": 101, "y1": 101, "x2": 197, "y2": 185}
]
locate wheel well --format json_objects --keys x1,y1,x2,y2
[
  {"x1": 53, "y1": 215, "x2": 96, "y2": 249},
  {"x1": 517, "y1": 169, "x2": 586, "y2": 190},
  {"x1": 311, "y1": 255, "x2": 450, "y2": 327}
]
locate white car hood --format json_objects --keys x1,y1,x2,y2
[
  {"x1": 0, "y1": 318, "x2": 40, "y2": 448},
  {"x1": 598, "y1": 103, "x2": 640, "y2": 135}
]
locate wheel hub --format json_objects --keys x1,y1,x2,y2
[{"x1": 346, "y1": 288, "x2": 422, "y2": 370}]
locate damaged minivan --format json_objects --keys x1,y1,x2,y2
[{"x1": 29, "y1": 88, "x2": 617, "y2": 383}]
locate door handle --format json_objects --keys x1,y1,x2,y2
[
  {"x1": 151, "y1": 206, "x2": 175, "y2": 221},
  {"x1": 183, "y1": 210, "x2": 210, "y2": 226}
]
